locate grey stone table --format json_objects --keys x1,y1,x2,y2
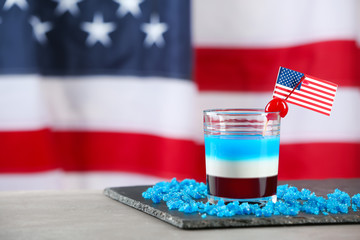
[{"x1": 1, "y1": 179, "x2": 360, "y2": 240}]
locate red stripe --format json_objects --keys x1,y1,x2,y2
[
  {"x1": 276, "y1": 85, "x2": 335, "y2": 102},
  {"x1": 274, "y1": 87, "x2": 333, "y2": 107},
  {"x1": 0, "y1": 129, "x2": 59, "y2": 172},
  {"x1": 0, "y1": 129, "x2": 206, "y2": 181},
  {"x1": 1, "y1": 130, "x2": 359, "y2": 180},
  {"x1": 195, "y1": 40, "x2": 360, "y2": 92},
  {"x1": 306, "y1": 75, "x2": 339, "y2": 87},
  {"x1": 285, "y1": 99, "x2": 330, "y2": 115},
  {"x1": 274, "y1": 88, "x2": 333, "y2": 111},
  {"x1": 305, "y1": 79, "x2": 337, "y2": 92},
  {"x1": 302, "y1": 85, "x2": 336, "y2": 98},
  {"x1": 274, "y1": 89, "x2": 332, "y2": 109},
  {"x1": 298, "y1": 88, "x2": 335, "y2": 101}
]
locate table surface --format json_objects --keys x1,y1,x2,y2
[{"x1": 1, "y1": 179, "x2": 360, "y2": 240}]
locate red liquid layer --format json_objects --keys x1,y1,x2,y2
[{"x1": 206, "y1": 175, "x2": 278, "y2": 199}]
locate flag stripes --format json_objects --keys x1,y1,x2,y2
[
  {"x1": 306, "y1": 79, "x2": 338, "y2": 91},
  {"x1": 296, "y1": 88, "x2": 335, "y2": 102},
  {"x1": 274, "y1": 88, "x2": 333, "y2": 109},
  {"x1": 273, "y1": 90, "x2": 332, "y2": 115},
  {"x1": 302, "y1": 81, "x2": 337, "y2": 97}
]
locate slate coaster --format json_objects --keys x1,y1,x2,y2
[{"x1": 103, "y1": 179, "x2": 360, "y2": 229}]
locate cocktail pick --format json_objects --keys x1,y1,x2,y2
[
  {"x1": 263, "y1": 82, "x2": 299, "y2": 135},
  {"x1": 265, "y1": 76, "x2": 304, "y2": 118}
]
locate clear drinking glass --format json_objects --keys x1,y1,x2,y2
[{"x1": 203, "y1": 109, "x2": 281, "y2": 203}]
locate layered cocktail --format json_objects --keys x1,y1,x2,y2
[{"x1": 204, "y1": 109, "x2": 281, "y2": 203}]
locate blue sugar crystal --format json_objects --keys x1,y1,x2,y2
[
  {"x1": 207, "y1": 207, "x2": 218, "y2": 216},
  {"x1": 328, "y1": 189, "x2": 351, "y2": 207},
  {"x1": 352, "y1": 205, "x2": 357, "y2": 212},
  {"x1": 275, "y1": 200, "x2": 299, "y2": 216},
  {"x1": 283, "y1": 186, "x2": 300, "y2": 200},
  {"x1": 338, "y1": 203, "x2": 349, "y2": 214},
  {"x1": 226, "y1": 201, "x2": 240, "y2": 212},
  {"x1": 217, "y1": 199, "x2": 225, "y2": 206},
  {"x1": 240, "y1": 202, "x2": 252, "y2": 215},
  {"x1": 311, "y1": 195, "x2": 327, "y2": 211},
  {"x1": 251, "y1": 204, "x2": 262, "y2": 217},
  {"x1": 196, "y1": 202, "x2": 206, "y2": 213},
  {"x1": 142, "y1": 190, "x2": 151, "y2": 199},
  {"x1": 151, "y1": 194, "x2": 162, "y2": 204},
  {"x1": 217, "y1": 206, "x2": 233, "y2": 217},
  {"x1": 351, "y1": 193, "x2": 360, "y2": 212},
  {"x1": 216, "y1": 210, "x2": 225, "y2": 217},
  {"x1": 178, "y1": 203, "x2": 190, "y2": 213},
  {"x1": 324, "y1": 189, "x2": 352, "y2": 214},
  {"x1": 180, "y1": 192, "x2": 192, "y2": 203},
  {"x1": 166, "y1": 199, "x2": 184, "y2": 210},
  {"x1": 352, "y1": 194, "x2": 360, "y2": 207},
  {"x1": 142, "y1": 178, "x2": 359, "y2": 218},
  {"x1": 276, "y1": 184, "x2": 289, "y2": 199},
  {"x1": 300, "y1": 188, "x2": 312, "y2": 200},
  {"x1": 261, "y1": 201, "x2": 275, "y2": 217},
  {"x1": 262, "y1": 207, "x2": 273, "y2": 217},
  {"x1": 302, "y1": 201, "x2": 320, "y2": 215},
  {"x1": 203, "y1": 202, "x2": 215, "y2": 214},
  {"x1": 288, "y1": 207, "x2": 300, "y2": 216},
  {"x1": 273, "y1": 209, "x2": 280, "y2": 215},
  {"x1": 326, "y1": 199, "x2": 339, "y2": 214}
]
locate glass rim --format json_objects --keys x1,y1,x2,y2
[{"x1": 203, "y1": 108, "x2": 280, "y2": 115}]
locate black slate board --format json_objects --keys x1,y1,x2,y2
[{"x1": 103, "y1": 179, "x2": 360, "y2": 229}]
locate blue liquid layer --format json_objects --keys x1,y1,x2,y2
[{"x1": 205, "y1": 135, "x2": 280, "y2": 161}]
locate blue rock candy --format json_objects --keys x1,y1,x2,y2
[
  {"x1": 142, "y1": 179, "x2": 359, "y2": 218},
  {"x1": 351, "y1": 193, "x2": 360, "y2": 210},
  {"x1": 300, "y1": 188, "x2": 312, "y2": 200},
  {"x1": 166, "y1": 198, "x2": 184, "y2": 210},
  {"x1": 328, "y1": 189, "x2": 351, "y2": 206}
]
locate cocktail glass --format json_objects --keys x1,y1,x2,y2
[{"x1": 203, "y1": 109, "x2": 281, "y2": 203}]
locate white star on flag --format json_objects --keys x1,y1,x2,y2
[
  {"x1": 113, "y1": 0, "x2": 143, "y2": 18},
  {"x1": 52, "y1": 0, "x2": 83, "y2": 16},
  {"x1": 141, "y1": 13, "x2": 168, "y2": 48},
  {"x1": 80, "y1": 13, "x2": 116, "y2": 47},
  {"x1": 29, "y1": 16, "x2": 53, "y2": 44},
  {"x1": 3, "y1": 0, "x2": 28, "y2": 10}
]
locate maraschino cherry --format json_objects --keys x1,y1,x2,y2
[{"x1": 265, "y1": 98, "x2": 288, "y2": 118}]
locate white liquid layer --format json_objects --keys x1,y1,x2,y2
[{"x1": 206, "y1": 157, "x2": 279, "y2": 178}]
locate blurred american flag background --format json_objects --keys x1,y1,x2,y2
[{"x1": 0, "y1": 0, "x2": 359, "y2": 190}]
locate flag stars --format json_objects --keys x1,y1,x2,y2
[
  {"x1": 278, "y1": 68, "x2": 304, "y2": 90},
  {"x1": 3, "y1": 0, "x2": 28, "y2": 10},
  {"x1": 52, "y1": 0, "x2": 83, "y2": 16},
  {"x1": 113, "y1": 0, "x2": 144, "y2": 18},
  {"x1": 6, "y1": 1, "x2": 170, "y2": 50},
  {"x1": 81, "y1": 13, "x2": 116, "y2": 47},
  {"x1": 141, "y1": 13, "x2": 168, "y2": 48},
  {"x1": 29, "y1": 16, "x2": 53, "y2": 44}
]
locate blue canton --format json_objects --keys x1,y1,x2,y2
[
  {"x1": 0, "y1": 0, "x2": 192, "y2": 81},
  {"x1": 277, "y1": 67, "x2": 304, "y2": 90}
]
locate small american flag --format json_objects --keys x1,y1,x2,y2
[{"x1": 273, "y1": 67, "x2": 338, "y2": 116}]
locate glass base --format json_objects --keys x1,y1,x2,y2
[{"x1": 207, "y1": 194, "x2": 277, "y2": 205}]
